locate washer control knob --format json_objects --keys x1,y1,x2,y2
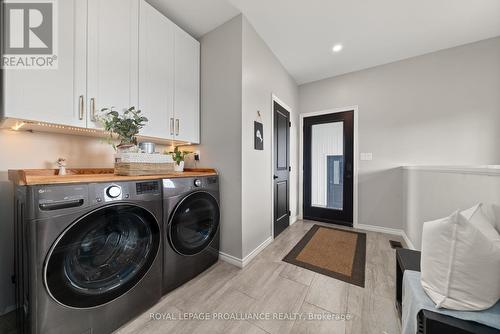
[
  {"x1": 194, "y1": 179, "x2": 202, "y2": 187},
  {"x1": 106, "y1": 185, "x2": 122, "y2": 198}
]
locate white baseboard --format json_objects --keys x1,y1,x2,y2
[
  {"x1": 401, "y1": 231, "x2": 416, "y2": 250},
  {"x1": 218, "y1": 251, "x2": 244, "y2": 268},
  {"x1": 354, "y1": 223, "x2": 402, "y2": 235},
  {"x1": 219, "y1": 236, "x2": 273, "y2": 268},
  {"x1": 242, "y1": 236, "x2": 273, "y2": 267},
  {"x1": 354, "y1": 223, "x2": 416, "y2": 250},
  {"x1": 290, "y1": 216, "x2": 299, "y2": 225}
]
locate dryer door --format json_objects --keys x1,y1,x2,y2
[
  {"x1": 168, "y1": 191, "x2": 220, "y2": 256},
  {"x1": 44, "y1": 204, "x2": 160, "y2": 308}
]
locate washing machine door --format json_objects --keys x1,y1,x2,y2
[
  {"x1": 44, "y1": 204, "x2": 160, "y2": 308},
  {"x1": 168, "y1": 191, "x2": 220, "y2": 256}
]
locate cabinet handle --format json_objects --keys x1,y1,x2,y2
[
  {"x1": 170, "y1": 118, "x2": 174, "y2": 136},
  {"x1": 90, "y1": 98, "x2": 96, "y2": 121},
  {"x1": 175, "y1": 119, "x2": 179, "y2": 136},
  {"x1": 78, "y1": 95, "x2": 84, "y2": 120}
]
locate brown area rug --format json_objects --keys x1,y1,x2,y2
[{"x1": 283, "y1": 225, "x2": 366, "y2": 287}]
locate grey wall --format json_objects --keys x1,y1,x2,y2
[
  {"x1": 0, "y1": 131, "x2": 116, "y2": 314},
  {"x1": 299, "y1": 37, "x2": 500, "y2": 230},
  {"x1": 0, "y1": 16, "x2": 247, "y2": 311},
  {"x1": 404, "y1": 168, "x2": 500, "y2": 249},
  {"x1": 196, "y1": 15, "x2": 299, "y2": 261},
  {"x1": 241, "y1": 17, "x2": 299, "y2": 258},
  {"x1": 197, "y1": 15, "x2": 244, "y2": 258}
]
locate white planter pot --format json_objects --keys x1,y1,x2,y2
[{"x1": 174, "y1": 161, "x2": 185, "y2": 172}]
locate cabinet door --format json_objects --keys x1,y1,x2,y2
[
  {"x1": 138, "y1": 0, "x2": 174, "y2": 139},
  {"x1": 87, "y1": 0, "x2": 139, "y2": 129},
  {"x1": 3, "y1": 0, "x2": 87, "y2": 127},
  {"x1": 174, "y1": 27, "x2": 200, "y2": 144}
]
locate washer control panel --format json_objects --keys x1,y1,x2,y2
[
  {"x1": 90, "y1": 181, "x2": 160, "y2": 204},
  {"x1": 194, "y1": 179, "x2": 202, "y2": 187}
]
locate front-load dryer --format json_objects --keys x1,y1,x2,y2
[
  {"x1": 162, "y1": 175, "x2": 220, "y2": 294},
  {"x1": 14, "y1": 180, "x2": 163, "y2": 334}
]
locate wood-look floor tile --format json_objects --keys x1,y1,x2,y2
[
  {"x1": 289, "y1": 302, "x2": 346, "y2": 334},
  {"x1": 168, "y1": 261, "x2": 240, "y2": 312},
  {"x1": 256, "y1": 225, "x2": 311, "y2": 263},
  {"x1": 230, "y1": 260, "x2": 285, "y2": 300},
  {"x1": 345, "y1": 288, "x2": 400, "y2": 334},
  {"x1": 305, "y1": 274, "x2": 349, "y2": 314},
  {"x1": 279, "y1": 262, "x2": 315, "y2": 286},
  {"x1": 101, "y1": 220, "x2": 405, "y2": 334},
  {"x1": 365, "y1": 255, "x2": 396, "y2": 300},
  {"x1": 248, "y1": 276, "x2": 309, "y2": 334},
  {"x1": 211, "y1": 288, "x2": 257, "y2": 315},
  {"x1": 115, "y1": 304, "x2": 183, "y2": 334},
  {"x1": 224, "y1": 320, "x2": 270, "y2": 334}
]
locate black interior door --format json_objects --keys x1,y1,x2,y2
[
  {"x1": 273, "y1": 101, "x2": 290, "y2": 238},
  {"x1": 303, "y1": 111, "x2": 354, "y2": 226}
]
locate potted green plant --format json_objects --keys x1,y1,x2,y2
[
  {"x1": 168, "y1": 147, "x2": 190, "y2": 172},
  {"x1": 98, "y1": 106, "x2": 148, "y2": 152}
]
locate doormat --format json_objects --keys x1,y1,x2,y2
[{"x1": 283, "y1": 225, "x2": 366, "y2": 287}]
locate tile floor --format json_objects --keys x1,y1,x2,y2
[
  {"x1": 0, "y1": 220, "x2": 403, "y2": 334},
  {"x1": 117, "y1": 220, "x2": 404, "y2": 334}
]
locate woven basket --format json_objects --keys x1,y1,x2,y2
[
  {"x1": 114, "y1": 153, "x2": 173, "y2": 164},
  {"x1": 114, "y1": 162, "x2": 175, "y2": 176}
]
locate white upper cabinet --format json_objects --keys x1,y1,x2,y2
[
  {"x1": 3, "y1": 0, "x2": 87, "y2": 127},
  {"x1": 138, "y1": 1, "x2": 174, "y2": 139},
  {"x1": 2, "y1": 0, "x2": 200, "y2": 143},
  {"x1": 173, "y1": 26, "x2": 200, "y2": 144},
  {"x1": 87, "y1": 0, "x2": 139, "y2": 129}
]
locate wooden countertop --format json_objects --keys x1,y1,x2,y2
[{"x1": 8, "y1": 168, "x2": 218, "y2": 186}]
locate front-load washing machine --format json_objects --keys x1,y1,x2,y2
[
  {"x1": 162, "y1": 175, "x2": 220, "y2": 294},
  {"x1": 14, "y1": 180, "x2": 163, "y2": 334}
]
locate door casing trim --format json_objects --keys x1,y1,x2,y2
[
  {"x1": 271, "y1": 94, "x2": 293, "y2": 240},
  {"x1": 299, "y1": 106, "x2": 359, "y2": 227}
]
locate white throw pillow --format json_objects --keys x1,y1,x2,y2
[
  {"x1": 490, "y1": 204, "x2": 500, "y2": 234},
  {"x1": 461, "y1": 203, "x2": 500, "y2": 243},
  {"x1": 420, "y1": 208, "x2": 500, "y2": 311}
]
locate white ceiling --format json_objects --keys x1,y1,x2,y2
[
  {"x1": 149, "y1": 0, "x2": 500, "y2": 84},
  {"x1": 146, "y1": 0, "x2": 239, "y2": 38}
]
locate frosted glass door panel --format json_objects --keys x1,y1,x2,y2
[{"x1": 311, "y1": 122, "x2": 344, "y2": 209}]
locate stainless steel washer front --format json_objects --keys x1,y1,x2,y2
[
  {"x1": 162, "y1": 176, "x2": 220, "y2": 294},
  {"x1": 14, "y1": 180, "x2": 163, "y2": 334}
]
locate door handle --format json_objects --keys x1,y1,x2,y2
[
  {"x1": 39, "y1": 199, "x2": 84, "y2": 211},
  {"x1": 273, "y1": 175, "x2": 279, "y2": 180},
  {"x1": 78, "y1": 95, "x2": 84, "y2": 120},
  {"x1": 175, "y1": 119, "x2": 180, "y2": 136},
  {"x1": 90, "y1": 98, "x2": 96, "y2": 121},
  {"x1": 170, "y1": 118, "x2": 174, "y2": 136}
]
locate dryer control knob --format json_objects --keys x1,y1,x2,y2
[
  {"x1": 194, "y1": 179, "x2": 202, "y2": 187},
  {"x1": 106, "y1": 185, "x2": 122, "y2": 198}
]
